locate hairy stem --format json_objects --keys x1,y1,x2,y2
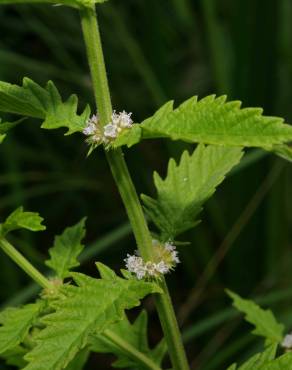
[
  {"x1": 0, "y1": 237, "x2": 50, "y2": 289},
  {"x1": 104, "y1": 329, "x2": 162, "y2": 370},
  {"x1": 80, "y1": 5, "x2": 190, "y2": 370}
]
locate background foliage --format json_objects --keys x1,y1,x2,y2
[{"x1": 0, "y1": 0, "x2": 292, "y2": 369}]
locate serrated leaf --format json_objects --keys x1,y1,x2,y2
[
  {"x1": 119, "y1": 96, "x2": 292, "y2": 149},
  {"x1": 0, "y1": 302, "x2": 42, "y2": 354},
  {"x1": 238, "y1": 344, "x2": 277, "y2": 370},
  {"x1": 227, "y1": 290, "x2": 284, "y2": 345},
  {"x1": 0, "y1": 207, "x2": 46, "y2": 236},
  {"x1": 226, "y1": 345, "x2": 277, "y2": 370},
  {"x1": 91, "y1": 310, "x2": 166, "y2": 369},
  {"x1": 45, "y1": 218, "x2": 86, "y2": 279},
  {"x1": 96, "y1": 261, "x2": 117, "y2": 280},
  {"x1": 0, "y1": 346, "x2": 27, "y2": 368},
  {"x1": 258, "y1": 352, "x2": 292, "y2": 370},
  {"x1": 271, "y1": 144, "x2": 292, "y2": 162},
  {"x1": 24, "y1": 265, "x2": 161, "y2": 370},
  {"x1": 0, "y1": 0, "x2": 108, "y2": 9},
  {"x1": 142, "y1": 145, "x2": 243, "y2": 240},
  {"x1": 0, "y1": 78, "x2": 90, "y2": 135},
  {"x1": 64, "y1": 348, "x2": 89, "y2": 370}
]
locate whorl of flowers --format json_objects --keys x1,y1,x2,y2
[
  {"x1": 82, "y1": 110, "x2": 133, "y2": 148},
  {"x1": 124, "y1": 240, "x2": 180, "y2": 280}
]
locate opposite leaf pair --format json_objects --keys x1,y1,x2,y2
[{"x1": 1, "y1": 79, "x2": 292, "y2": 166}]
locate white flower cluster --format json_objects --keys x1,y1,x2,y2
[
  {"x1": 82, "y1": 110, "x2": 133, "y2": 147},
  {"x1": 124, "y1": 240, "x2": 180, "y2": 280},
  {"x1": 282, "y1": 334, "x2": 292, "y2": 350},
  {"x1": 161, "y1": 241, "x2": 180, "y2": 264}
]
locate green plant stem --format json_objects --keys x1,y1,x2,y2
[
  {"x1": 0, "y1": 237, "x2": 50, "y2": 289},
  {"x1": 80, "y1": 5, "x2": 190, "y2": 370},
  {"x1": 104, "y1": 329, "x2": 162, "y2": 370}
]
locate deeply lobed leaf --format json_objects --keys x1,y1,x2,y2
[
  {"x1": 226, "y1": 344, "x2": 277, "y2": 370},
  {"x1": 45, "y1": 218, "x2": 86, "y2": 279},
  {"x1": 0, "y1": 78, "x2": 90, "y2": 135},
  {"x1": 0, "y1": 207, "x2": 45, "y2": 236},
  {"x1": 91, "y1": 310, "x2": 166, "y2": 369},
  {"x1": 0, "y1": 302, "x2": 43, "y2": 355},
  {"x1": 257, "y1": 352, "x2": 292, "y2": 370},
  {"x1": 238, "y1": 344, "x2": 277, "y2": 370},
  {"x1": 24, "y1": 264, "x2": 161, "y2": 370},
  {"x1": 142, "y1": 144, "x2": 243, "y2": 240},
  {"x1": 227, "y1": 290, "x2": 284, "y2": 345},
  {"x1": 64, "y1": 348, "x2": 89, "y2": 370},
  {"x1": 114, "y1": 96, "x2": 292, "y2": 149}
]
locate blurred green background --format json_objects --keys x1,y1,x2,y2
[{"x1": 0, "y1": 0, "x2": 292, "y2": 369}]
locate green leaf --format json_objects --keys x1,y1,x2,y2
[
  {"x1": 0, "y1": 117, "x2": 26, "y2": 144},
  {"x1": 91, "y1": 310, "x2": 166, "y2": 369},
  {"x1": 0, "y1": 78, "x2": 90, "y2": 135},
  {"x1": 113, "y1": 125, "x2": 142, "y2": 148},
  {"x1": 113, "y1": 101, "x2": 173, "y2": 148},
  {"x1": 226, "y1": 365, "x2": 237, "y2": 370},
  {"x1": 0, "y1": 207, "x2": 46, "y2": 236},
  {"x1": 64, "y1": 348, "x2": 89, "y2": 370},
  {"x1": 0, "y1": 117, "x2": 26, "y2": 135},
  {"x1": 271, "y1": 144, "x2": 292, "y2": 162},
  {"x1": 0, "y1": 0, "x2": 108, "y2": 9},
  {"x1": 118, "y1": 96, "x2": 292, "y2": 149},
  {"x1": 226, "y1": 345, "x2": 277, "y2": 370},
  {"x1": 96, "y1": 261, "x2": 117, "y2": 280},
  {"x1": 227, "y1": 290, "x2": 284, "y2": 345},
  {"x1": 24, "y1": 264, "x2": 161, "y2": 370},
  {"x1": 238, "y1": 344, "x2": 277, "y2": 370},
  {"x1": 142, "y1": 145, "x2": 243, "y2": 240},
  {"x1": 0, "y1": 346, "x2": 27, "y2": 368},
  {"x1": 45, "y1": 218, "x2": 86, "y2": 279},
  {"x1": 258, "y1": 352, "x2": 292, "y2": 370},
  {"x1": 0, "y1": 302, "x2": 42, "y2": 354}
]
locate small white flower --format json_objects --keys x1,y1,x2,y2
[
  {"x1": 136, "y1": 267, "x2": 146, "y2": 280},
  {"x1": 282, "y1": 334, "x2": 292, "y2": 349},
  {"x1": 156, "y1": 261, "x2": 170, "y2": 274},
  {"x1": 83, "y1": 114, "x2": 99, "y2": 136},
  {"x1": 124, "y1": 254, "x2": 142, "y2": 272},
  {"x1": 145, "y1": 261, "x2": 157, "y2": 276},
  {"x1": 119, "y1": 110, "x2": 133, "y2": 128},
  {"x1": 104, "y1": 123, "x2": 118, "y2": 139},
  {"x1": 111, "y1": 110, "x2": 120, "y2": 125},
  {"x1": 165, "y1": 242, "x2": 175, "y2": 252},
  {"x1": 83, "y1": 122, "x2": 96, "y2": 136},
  {"x1": 171, "y1": 250, "x2": 180, "y2": 264}
]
